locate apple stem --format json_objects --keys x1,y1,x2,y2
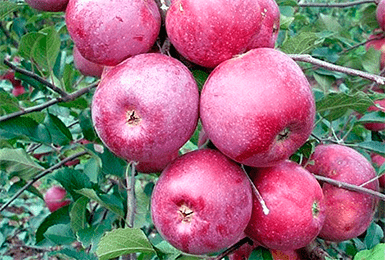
[
  {"x1": 241, "y1": 165, "x2": 270, "y2": 215},
  {"x1": 125, "y1": 161, "x2": 138, "y2": 228}
]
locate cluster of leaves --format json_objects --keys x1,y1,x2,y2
[{"x1": 0, "y1": 0, "x2": 384, "y2": 259}]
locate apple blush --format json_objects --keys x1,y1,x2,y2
[
  {"x1": 91, "y1": 53, "x2": 199, "y2": 163},
  {"x1": 151, "y1": 149, "x2": 253, "y2": 255},
  {"x1": 44, "y1": 186, "x2": 71, "y2": 212}
]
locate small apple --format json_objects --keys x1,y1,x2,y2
[
  {"x1": 371, "y1": 153, "x2": 385, "y2": 188},
  {"x1": 11, "y1": 84, "x2": 25, "y2": 97},
  {"x1": 73, "y1": 45, "x2": 104, "y2": 78},
  {"x1": 200, "y1": 48, "x2": 315, "y2": 167},
  {"x1": 151, "y1": 149, "x2": 253, "y2": 255},
  {"x1": 44, "y1": 186, "x2": 71, "y2": 212},
  {"x1": 362, "y1": 98, "x2": 385, "y2": 132},
  {"x1": 66, "y1": 0, "x2": 161, "y2": 66},
  {"x1": 165, "y1": 0, "x2": 264, "y2": 68},
  {"x1": 25, "y1": 0, "x2": 68, "y2": 12},
  {"x1": 244, "y1": 160, "x2": 325, "y2": 251},
  {"x1": 1, "y1": 71, "x2": 25, "y2": 97},
  {"x1": 304, "y1": 144, "x2": 379, "y2": 242},
  {"x1": 377, "y1": 0, "x2": 385, "y2": 31},
  {"x1": 92, "y1": 53, "x2": 199, "y2": 163}
]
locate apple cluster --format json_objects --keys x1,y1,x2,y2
[{"x1": 24, "y1": 0, "x2": 382, "y2": 257}]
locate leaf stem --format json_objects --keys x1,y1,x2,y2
[{"x1": 0, "y1": 150, "x2": 88, "y2": 212}]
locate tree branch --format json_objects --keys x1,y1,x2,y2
[
  {"x1": 4, "y1": 59, "x2": 69, "y2": 97},
  {"x1": 298, "y1": 0, "x2": 375, "y2": 8},
  {"x1": 212, "y1": 237, "x2": 254, "y2": 260},
  {"x1": 0, "y1": 150, "x2": 88, "y2": 212},
  {"x1": 0, "y1": 82, "x2": 98, "y2": 123},
  {"x1": 0, "y1": 23, "x2": 18, "y2": 48},
  {"x1": 289, "y1": 54, "x2": 385, "y2": 85},
  {"x1": 314, "y1": 175, "x2": 385, "y2": 201}
]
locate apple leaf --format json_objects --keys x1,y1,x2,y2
[
  {"x1": 70, "y1": 196, "x2": 89, "y2": 233},
  {"x1": 44, "y1": 113, "x2": 73, "y2": 146},
  {"x1": 353, "y1": 243, "x2": 385, "y2": 260},
  {"x1": 54, "y1": 248, "x2": 98, "y2": 260},
  {"x1": 362, "y1": 47, "x2": 381, "y2": 74},
  {"x1": 0, "y1": 1, "x2": 21, "y2": 20},
  {"x1": 0, "y1": 91, "x2": 20, "y2": 116},
  {"x1": 249, "y1": 247, "x2": 273, "y2": 260},
  {"x1": 44, "y1": 223, "x2": 76, "y2": 245},
  {"x1": 54, "y1": 168, "x2": 92, "y2": 201},
  {"x1": 8, "y1": 179, "x2": 44, "y2": 199},
  {"x1": 356, "y1": 141, "x2": 385, "y2": 157},
  {"x1": 316, "y1": 92, "x2": 374, "y2": 121},
  {"x1": 0, "y1": 148, "x2": 44, "y2": 180},
  {"x1": 364, "y1": 222, "x2": 384, "y2": 249},
  {"x1": 154, "y1": 241, "x2": 181, "y2": 260},
  {"x1": 96, "y1": 228, "x2": 156, "y2": 260},
  {"x1": 357, "y1": 111, "x2": 385, "y2": 124},
  {"x1": 32, "y1": 27, "x2": 61, "y2": 71},
  {"x1": 83, "y1": 156, "x2": 102, "y2": 184},
  {"x1": 281, "y1": 32, "x2": 324, "y2": 54}
]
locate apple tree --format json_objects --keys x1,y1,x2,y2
[{"x1": 0, "y1": 0, "x2": 384, "y2": 259}]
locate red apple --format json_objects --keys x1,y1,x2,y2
[
  {"x1": 270, "y1": 249, "x2": 305, "y2": 260},
  {"x1": 365, "y1": 34, "x2": 385, "y2": 69},
  {"x1": 304, "y1": 144, "x2": 379, "y2": 242},
  {"x1": 135, "y1": 151, "x2": 179, "y2": 174},
  {"x1": 244, "y1": 160, "x2": 325, "y2": 251},
  {"x1": 25, "y1": 0, "x2": 68, "y2": 12},
  {"x1": 151, "y1": 149, "x2": 253, "y2": 255},
  {"x1": 247, "y1": 0, "x2": 280, "y2": 49},
  {"x1": 91, "y1": 53, "x2": 199, "y2": 163},
  {"x1": 65, "y1": 0, "x2": 161, "y2": 66},
  {"x1": 227, "y1": 236, "x2": 256, "y2": 260},
  {"x1": 377, "y1": 0, "x2": 385, "y2": 31},
  {"x1": 11, "y1": 84, "x2": 25, "y2": 97},
  {"x1": 1, "y1": 71, "x2": 26, "y2": 97},
  {"x1": 362, "y1": 99, "x2": 385, "y2": 132},
  {"x1": 165, "y1": 0, "x2": 264, "y2": 68},
  {"x1": 200, "y1": 48, "x2": 315, "y2": 167},
  {"x1": 44, "y1": 186, "x2": 71, "y2": 212},
  {"x1": 73, "y1": 45, "x2": 104, "y2": 78},
  {"x1": 371, "y1": 153, "x2": 385, "y2": 188}
]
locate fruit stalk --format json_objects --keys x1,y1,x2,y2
[{"x1": 126, "y1": 162, "x2": 137, "y2": 228}]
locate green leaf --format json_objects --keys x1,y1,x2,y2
[
  {"x1": 357, "y1": 141, "x2": 385, "y2": 156},
  {"x1": 0, "y1": 116, "x2": 51, "y2": 143},
  {"x1": 44, "y1": 113, "x2": 73, "y2": 146},
  {"x1": 358, "y1": 111, "x2": 385, "y2": 124},
  {"x1": 76, "y1": 188, "x2": 124, "y2": 218},
  {"x1": 0, "y1": 91, "x2": 20, "y2": 116},
  {"x1": 364, "y1": 222, "x2": 384, "y2": 249},
  {"x1": 0, "y1": 148, "x2": 44, "y2": 180},
  {"x1": 96, "y1": 228, "x2": 156, "y2": 260},
  {"x1": 8, "y1": 179, "x2": 44, "y2": 199},
  {"x1": 44, "y1": 223, "x2": 76, "y2": 245},
  {"x1": 36, "y1": 205, "x2": 71, "y2": 243},
  {"x1": 54, "y1": 168, "x2": 92, "y2": 201},
  {"x1": 313, "y1": 72, "x2": 334, "y2": 92},
  {"x1": 134, "y1": 180, "x2": 151, "y2": 228},
  {"x1": 70, "y1": 196, "x2": 90, "y2": 233},
  {"x1": 54, "y1": 248, "x2": 98, "y2": 260},
  {"x1": 0, "y1": 2, "x2": 22, "y2": 20},
  {"x1": 249, "y1": 247, "x2": 273, "y2": 260},
  {"x1": 18, "y1": 32, "x2": 45, "y2": 60},
  {"x1": 154, "y1": 241, "x2": 181, "y2": 260},
  {"x1": 79, "y1": 108, "x2": 97, "y2": 141},
  {"x1": 354, "y1": 243, "x2": 385, "y2": 260},
  {"x1": 316, "y1": 92, "x2": 374, "y2": 121},
  {"x1": 280, "y1": 15, "x2": 295, "y2": 30},
  {"x1": 192, "y1": 70, "x2": 208, "y2": 91},
  {"x1": 32, "y1": 27, "x2": 61, "y2": 71},
  {"x1": 84, "y1": 156, "x2": 102, "y2": 183},
  {"x1": 362, "y1": 47, "x2": 381, "y2": 74},
  {"x1": 281, "y1": 32, "x2": 324, "y2": 54}
]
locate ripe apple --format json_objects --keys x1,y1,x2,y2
[
  {"x1": 361, "y1": 98, "x2": 385, "y2": 132},
  {"x1": 1, "y1": 71, "x2": 25, "y2": 97},
  {"x1": 270, "y1": 249, "x2": 305, "y2": 260},
  {"x1": 91, "y1": 53, "x2": 199, "y2": 163},
  {"x1": 244, "y1": 160, "x2": 325, "y2": 251},
  {"x1": 65, "y1": 0, "x2": 161, "y2": 66},
  {"x1": 25, "y1": 0, "x2": 68, "y2": 12},
  {"x1": 73, "y1": 45, "x2": 104, "y2": 78},
  {"x1": 200, "y1": 48, "x2": 315, "y2": 167},
  {"x1": 304, "y1": 144, "x2": 379, "y2": 242},
  {"x1": 371, "y1": 153, "x2": 385, "y2": 188},
  {"x1": 377, "y1": 0, "x2": 385, "y2": 31},
  {"x1": 247, "y1": 0, "x2": 280, "y2": 49},
  {"x1": 227, "y1": 237, "x2": 256, "y2": 260},
  {"x1": 365, "y1": 34, "x2": 385, "y2": 69},
  {"x1": 165, "y1": 0, "x2": 264, "y2": 68},
  {"x1": 151, "y1": 149, "x2": 253, "y2": 255},
  {"x1": 44, "y1": 186, "x2": 71, "y2": 212},
  {"x1": 135, "y1": 151, "x2": 179, "y2": 174}
]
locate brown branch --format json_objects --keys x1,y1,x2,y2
[
  {"x1": 314, "y1": 175, "x2": 385, "y2": 201},
  {"x1": 0, "y1": 82, "x2": 98, "y2": 123},
  {"x1": 298, "y1": 0, "x2": 375, "y2": 8},
  {"x1": 212, "y1": 237, "x2": 254, "y2": 260},
  {"x1": 289, "y1": 54, "x2": 385, "y2": 85},
  {"x1": 342, "y1": 34, "x2": 385, "y2": 54},
  {"x1": 0, "y1": 23, "x2": 18, "y2": 48},
  {"x1": 3, "y1": 59, "x2": 69, "y2": 97},
  {"x1": 0, "y1": 150, "x2": 88, "y2": 212}
]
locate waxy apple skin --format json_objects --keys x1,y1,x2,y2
[
  {"x1": 151, "y1": 149, "x2": 253, "y2": 255},
  {"x1": 92, "y1": 53, "x2": 199, "y2": 163},
  {"x1": 245, "y1": 160, "x2": 325, "y2": 250},
  {"x1": 73, "y1": 45, "x2": 104, "y2": 78},
  {"x1": 44, "y1": 186, "x2": 71, "y2": 212},
  {"x1": 305, "y1": 144, "x2": 379, "y2": 242},
  {"x1": 166, "y1": 0, "x2": 263, "y2": 68},
  {"x1": 66, "y1": 0, "x2": 161, "y2": 66},
  {"x1": 200, "y1": 48, "x2": 315, "y2": 167},
  {"x1": 26, "y1": 0, "x2": 68, "y2": 12}
]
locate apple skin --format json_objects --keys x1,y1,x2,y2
[
  {"x1": 151, "y1": 149, "x2": 253, "y2": 255},
  {"x1": 371, "y1": 153, "x2": 385, "y2": 188},
  {"x1": 135, "y1": 151, "x2": 179, "y2": 174},
  {"x1": 65, "y1": 0, "x2": 161, "y2": 66},
  {"x1": 246, "y1": 0, "x2": 280, "y2": 49},
  {"x1": 244, "y1": 160, "x2": 325, "y2": 251},
  {"x1": 365, "y1": 34, "x2": 385, "y2": 69},
  {"x1": 1, "y1": 71, "x2": 26, "y2": 97},
  {"x1": 304, "y1": 144, "x2": 379, "y2": 242},
  {"x1": 44, "y1": 186, "x2": 71, "y2": 212},
  {"x1": 377, "y1": 0, "x2": 385, "y2": 31},
  {"x1": 362, "y1": 99, "x2": 385, "y2": 132},
  {"x1": 73, "y1": 45, "x2": 104, "y2": 78},
  {"x1": 91, "y1": 53, "x2": 199, "y2": 163},
  {"x1": 26, "y1": 0, "x2": 68, "y2": 12},
  {"x1": 200, "y1": 48, "x2": 315, "y2": 167},
  {"x1": 270, "y1": 249, "x2": 305, "y2": 260},
  {"x1": 165, "y1": 0, "x2": 263, "y2": 68}
]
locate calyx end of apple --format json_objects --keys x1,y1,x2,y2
[
  {"x1": 276, "y1": 127, "x2": 291, "y2": 142},
  {"x1": 312, "y1": 201, "x2": 320, "y2": 217},
  {"x1": 178, "y1": 204, "x2": 194, "y2": 223},
  {"x1": 126, "y1": 109, "x2": 142, "y2": 126}
]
